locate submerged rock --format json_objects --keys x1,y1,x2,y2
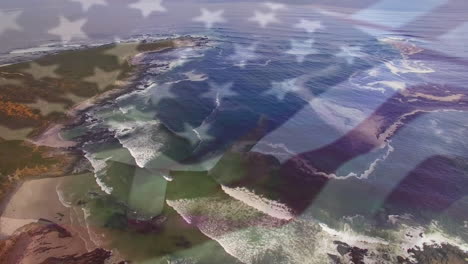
[
  {"x1": 333, "y1": 241, "x2": 368, "y2": 264},
  {"x1": 398, "y1": 243, "x2": 468, "y2": 264}
]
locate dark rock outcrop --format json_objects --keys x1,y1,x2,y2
[
  {"x1": 398, "y1": 243, "x2": 468, "y2": 264},
  {"x1": 333, "y1": 241, "x2": 368, "y2": 264},
  {"x1": 0, "y1": 220, "x2": 124, "y2": 264}
]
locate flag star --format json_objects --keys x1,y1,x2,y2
[
  {"x1": 267, "y1": 78, "x2": 302, "y2": 100},
  {"x1": 0, "y1": 10, "x2": 22, "y2": 35},
  {"x1": 228, "y1": 43, "x2": 259, "y2": 68},
  {"x1": 48, "y1": 16, "x2": 87, "y2": 42},
  {"x1": 150, "y1": 83, "x2": 179, "y2": 106},
  {"x1": 209, "y1": 81, "x2": 236, "y2": 105},
  {"x1": 0, "y1": 77, "x2": 22, "y2": 87},
  {"x1": 263, "y1": 2, "x2": 287, "y2": 11},
  {"x1": 249, "y1": 11, "x2": 279, "y2": 28},
  {"x1": 336, "y1": 45, "x2": 366, "y2": 64},
  {"x1": 176, "y1": 122, "x2": 215, "y2": 147},
  {"x1": 194, "y1": 123, "x2": 215, "y2": 143},
  {"x1": 64, "y1": 93, "x2": 89, "y2": 105},
  {"x1": 23, "y1": 62, "x2": 60, "y2": 80},
  {"x1": 192, "y1": 8, "x2": 226, "y2": 29},
  {"x1": 26, "y1": 99, "x2": 67, "y2": 116},
  {"x1": 69, "y1": 0, "x2": 106, "y2": 11},
  {"x1": 286, "y1": 39, "x2": 318, "y2": 63},
  {"x1": 130, "y1": 0, "x2": 166, "y2": 18},
  {"x1": 183, "y1": 70, "x2": 208, "y2": 82},
  {"x1": 85, "y1": 67, "x2": 121, "y2": 91},
  {"x1": 0, "y1": 125, "x2": 33, "y2": 141},
  {"x1": 103, "y1": 43, "x2": 141, "y2": 65},
  {"x1": 176, "y1": 123, "x2": 202, "y2": 147},
  {"x1": 294, "y1": 19, "x2": 323, "y2": 34}
]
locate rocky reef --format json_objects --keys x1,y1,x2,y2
[{"x1": 0, "y1": 219, "x2": 122, "y2": 264}]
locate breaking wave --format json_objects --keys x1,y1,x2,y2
[
  {"x1": 350, "y1": 37, "x2": 435, "y2": 93},
  {"x1": 384, "y1": 60, "x2": 435, "y2": 75},
  {"x1": 84, "y1": 152, "x2": 114, "y2": 195},
  {"x1": 168, "y1": 193, "x2": 468, "y2": 264},
  {"x1": 221, "y1": 185, "x2": 295, "y2": 220},
  {"x1": 107, "y1": 119, "x2": 163, "y2": 168}
]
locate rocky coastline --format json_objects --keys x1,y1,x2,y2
[{"x1": 0, "y1": 36, "x2": 209, "y2": 263}]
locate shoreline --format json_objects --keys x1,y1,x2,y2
[
  {"x1": 0, "y1": 35, "x2": 208, "y2": 221},
  {"x1": 0, "y1": 35, "x2": 212, "y2": 264},
  {"x1": 33, "y1": 36, "x2": 209, "y2": 150},
  {"x1": 1, "y1": 34, "x2": 468, "y2": 263}
]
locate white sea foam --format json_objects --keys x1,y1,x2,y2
[
  {"x1": 215, "y1": 91, "x2": 221, "y2": 107},
  {"x1": 81, "y1": 207, "x2": 106, "y2": 247},
  {"x1": 384, "y1": 60, "x2": 435, "y2": 75},
  {"x1": 118, "y1": 105, "x2": 133, "y2": 115},
  {"x1": 319, "y1": 223, "x2": 389, "y2": 245},
  {"x1": 350, "y1": 36, "x2": 435, "y2": 93},
  {"x1": 162, "y1": 173, "x2": 174, "y2": 182},
  {"x1": 310, "y1": 98, "x2": 367, "y2": 133},
  {"x1": 336, "y1": 142, "x2": 394, "y2": 180},
  {"x1": 350, "y1": 59, "x2": 434, "y2": 93},
  {"x1": 168, "y1": 197, "x2": 388, "y2": 263},
  {"x1": 313, "y1": 216, "x2": 468, "y2": 263},
  {"x1": 183, "y1": 70, "x2": 208, "y2": 82},
  {"x1": 84, "y1": 152, "x2": 114, "y2": 194},
  {"x1": 221, "y1": 185, "x2": 295, "y2": 220},
  {"x1": 108, "y1": 120, "x2": 163, "y2": 168},
  {"x1": 85, "y1": 151, "x2": 109, "y2": 174},
  {"x1": 55, "y1": 184, "x2": 72, "y2": 208},
  {"x1": 367, "y1": 80, "x2": 406, "y2": 91},
  {"x1": 368, "y1": 68, "x2": 380, "y2": 77},
  {"x1": 158, "y1": 47, "x2": 206, "y2": 72},
  {"x1": 295, "y1": 141, "x2": 394, "y2": 180},
  {"x1": 387, "y1": 214, "x2": 413, "y2": 225},
  {"x1": 166, "y1": 197, "x2": 327, "y2": 264},
  {"x1": 168, "y1": 193, "x2": 468, "y2": 264},
  {"x1": 385, "y1": 217, "x2": 468, "y2": 260},
  {"x1": 251, "y1": 142, "x2": 297, "y2": 163},
  {"x1": 10, "y1": 46, "x2": 62, "y2": 54}
]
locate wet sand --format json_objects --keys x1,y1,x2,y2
[{"x1": 0, "y1": 177, "x2": 71, "y2": 238}]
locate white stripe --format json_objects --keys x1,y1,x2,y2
[
  {"x1": 351, "y1": 0, "x2": 447, "y2": 36},
  {"x1": 436, "y1": 22, "x2": 468, "y2": 58}
]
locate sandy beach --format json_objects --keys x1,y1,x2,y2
[{"x1": 0, "y1": 177, "x2": 71, "y2": 237}]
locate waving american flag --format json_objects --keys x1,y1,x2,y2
[{"x1": 1, "y1": 1, "x2": 468, "y2": 264}]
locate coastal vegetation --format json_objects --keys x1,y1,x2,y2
[{"x1": 0, "y1": 38, "x2": 187, "y2": 200}]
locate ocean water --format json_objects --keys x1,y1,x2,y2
[{"x1": 10, "y1": 0, "x2": 467, "y2": 263}]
